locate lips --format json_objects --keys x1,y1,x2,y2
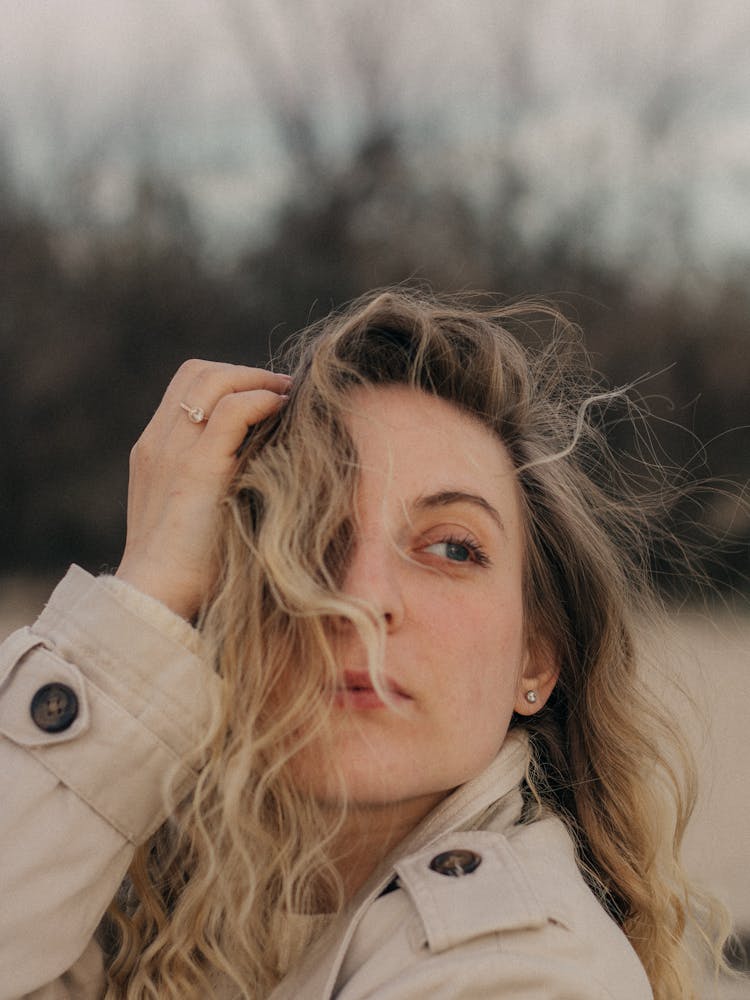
[{"x1": 334, "y1": 670, "x2": 410, "y2": 709}]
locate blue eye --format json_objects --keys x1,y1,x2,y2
[{"x1": 423, "y1": 537, "x2": 490, "y2": 566}]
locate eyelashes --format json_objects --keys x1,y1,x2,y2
[{"x1": 422, "y1": 534, "x2": 492, "y2": 568}]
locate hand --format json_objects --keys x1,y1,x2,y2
[{"x1": 115, "y1": 359, "x2": 291, "y2": 619}]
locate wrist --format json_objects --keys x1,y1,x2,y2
[{"x1": 114, "y1": 562, "x2": 199, "y2": 621}]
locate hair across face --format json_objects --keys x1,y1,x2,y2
[{"x1": 235, "y1": 291, "x2": 620, "y2": 740}]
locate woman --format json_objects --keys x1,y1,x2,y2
[{"x1": 0, "y1": 289, "x2": 732, "y2": 998}]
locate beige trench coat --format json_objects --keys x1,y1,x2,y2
[{"x1": 0, "y1": 567, "x2": 652, "y2": 1000}]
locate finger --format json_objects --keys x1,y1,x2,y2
[
  {"x1": 162, "y1": 362, "x2": 290, "y2": 439},
  {"x1": 197, "y1": 388, "x2": 288, "y2": 458},
  {"x1": 168, "y1": 360, "x2": 291, "y2": 409}
]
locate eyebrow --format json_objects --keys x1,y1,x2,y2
[{"x1": 412, "y1": 490, "x2": 506, "y2": 534}]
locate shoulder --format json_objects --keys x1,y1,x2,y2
[{"x1": 335, "y1": 815, "x2": 653, "y2": 1000}]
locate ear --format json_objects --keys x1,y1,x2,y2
[{"x1": 513, "y1": 642, "x2": 560, "y2": 716}]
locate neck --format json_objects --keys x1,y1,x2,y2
[{"x1": 329, "y1": 790, "x2": 447, "y2": 900}]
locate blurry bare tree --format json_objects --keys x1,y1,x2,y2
[{"x1": 0, "y1": 0, "x2": 747, "y2": 590}]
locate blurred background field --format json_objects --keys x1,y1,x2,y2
[{"x1": 1, "y1": 2, "x2": 748, "y2": 994}]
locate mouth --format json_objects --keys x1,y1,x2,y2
[{"x1": 333, "y1": 670, "x2": 411, "y2": 710}]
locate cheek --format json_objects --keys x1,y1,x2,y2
[
  {"x1": 433, "y1": 591, "x2": 525, "y2": 665},
  {"x1": 436, "y1": 653, "x2": 522, "y2": 784},
  {"x1": 427, "y1": 600, "x2": 526, "y2": 711}
]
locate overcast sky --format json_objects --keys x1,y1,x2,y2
[{"x1": 2, "y1": 0, "x2": 750, "y2": 281}]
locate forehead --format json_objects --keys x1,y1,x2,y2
[{"x1": 344, "y1": 385, "x2": 519, "y2": 508}]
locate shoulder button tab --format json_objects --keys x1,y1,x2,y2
[{"x1": 395, "y1": 830, "x2": 547, "y2": 953}]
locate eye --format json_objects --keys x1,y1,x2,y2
[
  {"x1": 423, "y1": 536, "x2": 491, "y2": 567},
  {"x1": 425, "y1": 540, "x2": 470, "y2": 562}
]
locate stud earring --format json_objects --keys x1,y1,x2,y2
[{"x1": 525, "y1": 690, "x2": 538, "y2": 704}]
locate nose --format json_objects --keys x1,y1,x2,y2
[{"x1": 341, "y1": 531, "x2": 406, "y2": 630}]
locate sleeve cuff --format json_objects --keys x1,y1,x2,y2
[{"x1": 98, "y1": 574, "x2": 204, "y2": 656}]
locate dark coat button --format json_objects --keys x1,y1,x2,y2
[
  {"x1": 30, "y1": 683, "x2": 79, "y2": 733},
  {"x1": 429, "y1": 849, "x2": 482, "y2": 877}
]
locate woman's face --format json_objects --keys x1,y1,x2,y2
[{"x1": 296, "y1": 385, "x2": 555, "y2": 825}]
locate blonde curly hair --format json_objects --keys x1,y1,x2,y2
[{"x1": 104, "y1": 288, "x2": 733, "y2": 999}]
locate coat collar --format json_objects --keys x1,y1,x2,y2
[{"x1": 268, "y1": 730, "x2": 531, "y2": 1000}]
